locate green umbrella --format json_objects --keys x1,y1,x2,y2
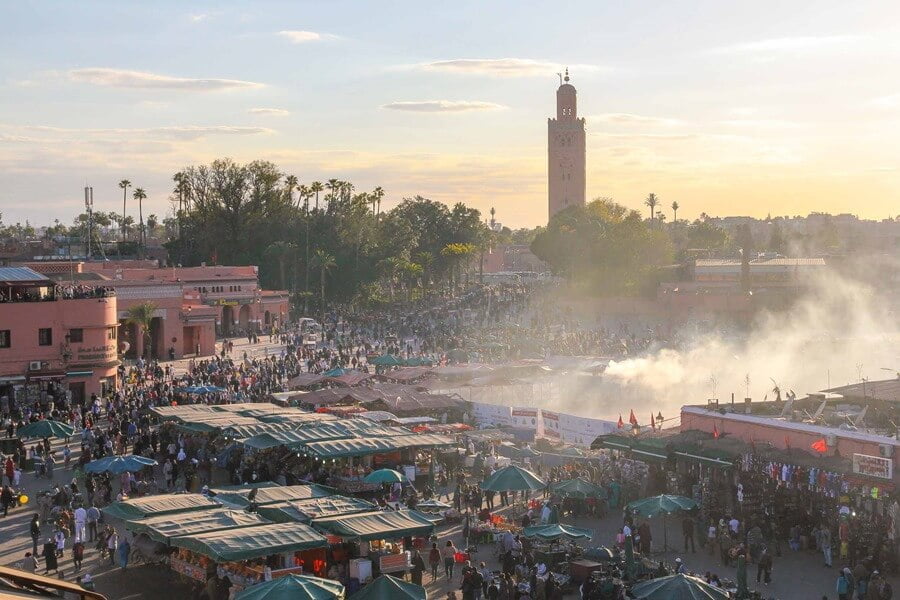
[
  {"x1": 626, "y1": 495, "x2": 698, "y2": 552},
  {"x1": 550, "y1": 478, "x2": 607, "y2": 499},
  {"x1": 480, "y1": 465, "x2": 546, "y2": 492},
  {"x1": 630, "y1": 574, "x2": 730, "y2": 600},
  {"x1": 363, "y1": 468, "x2": 405, "y2": 484},
  {"x1": 370, "y1": 355, "x2": 403, "y2": 367},
  {"x1": 17, "y1": 420, "x2": 74, "y2": 439},
  {"x1": 625, "y1": 495, "x2": 699, "y2": 518},
  {"x1": 348, "y1": 575, "x2": 425, "y2": 600},
  {"x1": 85, "y1": 455, "x2": 158, "y2": 475},
  {"x1": 234, "y1": 574, "x2": 345, "y2": 600},
  {"x1": 522, "y1": 523, "x2": 593, "y2": 541}
]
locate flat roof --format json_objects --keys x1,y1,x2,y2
[
  {"x1": 824, "y1": 378, "x2": 900, "y2": 403},
  {"x1": 696, "y1": 258, "x2": 826, "y2": 267},
  {"x1": 0, "y1": 267, "x2": 49, "y2": 285}
]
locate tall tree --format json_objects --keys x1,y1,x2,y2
[
  {"x1": 126, "y1": 301, "x2": 157, "y2": 359},
  {"x1": 132, "y1": 188, "x2": 147, "y2": 257},
  {"x1": 671, "y1": 200, "x2": 679, "y2": 223},
  {"x1": 644, "y1": 193, "x2": 658, "y2": 223},
  {"x1": 311, "y1": 249, "x2": 336, "y2": 318},
  {"x1": 118, "y1": 179, "x2": 131, "y2": 252},
  {"x1": 310, "y1": 181, "x2": 323, "y2": 210}
]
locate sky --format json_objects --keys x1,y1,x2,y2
[{"x1": 2, "y1": 1, "x2": 900, "y2": 229}]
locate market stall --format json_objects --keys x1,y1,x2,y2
[
  {"x1": 102, "y1": 493, "x2": 220, "y2": 521},
  {"x1": 257, "y1": 496, "x2": 377, "y2": 524},
  {"x1": 125, "y1": 508, "x2": 270, "y2": 543},
  {"x1": 170, "y1": 522, "x2": 329, "y2": 591},
  {"x1": 210, "y1": 484, "x2": 335, "y2": 508}
]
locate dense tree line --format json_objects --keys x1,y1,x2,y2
[{"x1": 163, "y1": 159, "x2": 490, "y2": 311}]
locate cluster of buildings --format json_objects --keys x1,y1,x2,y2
[{"x1": 0, "y1": 261, "x2": 288, "y2": 405}]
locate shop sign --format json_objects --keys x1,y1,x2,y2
[
  {"x1": 852, "y1": 453, "x2": 893, "y2": 480},
  {"x1": 75, "y1": 344, "x2": 116, "y2": 362}
]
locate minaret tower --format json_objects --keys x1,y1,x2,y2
[{"x1": 547, "y1": 68, "x2": 586, "y2": 220}]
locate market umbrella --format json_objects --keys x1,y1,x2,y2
[
  {"x1": 404, "y1": 357, "x2": 433, "y2": 367},
  {"x1": 550, "y1": 478, "x2": 607, "y2": 499},
  {"x1": 348, "y1": 575, "x2": 424, "y2": 600},
  {"x1": 480, "y1": 465, "x2": 546, "y2": 492},
  {"x1": 17, "y1": 420, "x2": 74, "y2": 440},
  {"x1": 629, "y1": 574, "x2": 729, "y2": 600},
  {"x1": 625, "y1": 494, "x2": 699, "y2": 552},
  {"x1": 370, "y1": 355, "x2": 403, "y2": 367},
  {"x1": 85, "y1": 455, "x2": 158, "y2": 475},
  {"x1": 416, "y1": 499, "x2": 451, "y2": 512},
  {"x1": 234, "y1": 574, "x2": 345, "y2": 600},
  {"x1": 363, "y1": 469, "x2": 405, "y2": 485},
  {"x1": 522, "y1": 523, "x2": 593, "y2": 541},
  {"x1": 324, "y1": 368, "x2": 347, "y2": 377}
]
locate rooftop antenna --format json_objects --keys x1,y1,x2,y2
[{"x1": 556, "y1": 72, "x2": 563, "y2": 86}]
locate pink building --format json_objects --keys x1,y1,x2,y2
[
  {"x1": 26, "y1": 262, "x2": 290, "y2": 361},
  {"x1": 0, "y1": 267, "x2": 119, "y2": 406}
]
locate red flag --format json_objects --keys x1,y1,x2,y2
[
  {"x1": 629, "y1": 410, "x2": 638, "y2": 426},
  {"x1": 713, "y1": 424, "x2": 720, "y2": 439},
  {"x1": 811, "y1": 438, "x2": 828, "y2": 453},
  {"x1": 617, "y1": 415, "x2": 624, "y2": 429},
  {"x1": 650, "y1": 413, "x2": 656, "y2": 431}
]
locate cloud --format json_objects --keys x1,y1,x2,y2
[
  {"x1": 68, "y1": 68, "x2": 264, "y2": 91},
  {"x1": 19, "y1": 124, "x2": 272, "y2": 141},
  {"x1": 247, "y1": 107, "x2": 291, "y2": 117},
  {"x1": 591, "y1": 113, "x2": 684, "y2": 127},
  {"x1": 413, "y1": 58, "x2": 607, "y2": 77},
  {"x1": 712, "y1": 35, "x2": 862, "y2": 55},
  {"x1": 277, "y1": 30, "x2": 338, "y2": 43},
  {"x1": 189, "y1": 13, "x2": 208, "y2": 22},
  {"x1": 869, "y1": 93, "x2": 900, "y2": 109},
  {"x1": 381, "y1": 100, "x2": 506, "y2": 113}
]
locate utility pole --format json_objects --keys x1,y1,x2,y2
[{"x1": 84, "y1": 186, "x2": 93, "y2": 259}]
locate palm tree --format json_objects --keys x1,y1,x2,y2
[
  {"x1": 311, "y1": 249, "x2": 336, "y2": 318},
  {"x1": 441, "y1": 242, "x2": 476, "y2": 295},
  {"x1": 283, "y1": 174, "x2": 298, "y2": 206},
  {"x1": 310, "y1": 181, "x2": 323, "y2": 211},
  {"x1": 325, "y1": 179, "x2": 339, "y2": 212},
  {"x1": 126, "y1": 301, "x2": 157, "y2": 359},
  {"x1": 414, "y1": 251, "x2": 434, "y2": 294},
  {"x1": 133, "y1": 188, "x2": 147, "y2": 256},
  {"x1": 371, "y1": 186, "x2": 385, "y2": 219},
  {"x1": 644, "y1": 193, "x2": 658, "y2": 223},
  {"x1": 266, "y1": 241, "x2": 295, "y2": 290},
  {"x1": 671, "y1": 200, "x2": 680, "y2": 223},
  {"x1": 118, "y1": 179, "x2": 131, "y2": 254}
]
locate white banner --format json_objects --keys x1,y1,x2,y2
[
  {"x1": 470, "y1": 401, "x2": 512, "y2": 427},
  {"x1": 511, "y1": 407, "x2": 543, "y2": 436},
  {"x1": 557, "y1": 412, "x2": 618, "y2": 447},
  {"x1": 540, "y1": 410, "x2": 561, "y2": 439},
  {"x1": 853, "y1": 453, "x2": 893, "y2": 480}
]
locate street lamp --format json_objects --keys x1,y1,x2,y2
[{"x1": 656, "y1": 411, "x2": 664, "y2": 429}]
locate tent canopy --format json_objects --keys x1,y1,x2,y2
[
  {"x1": 257, "y1": 496, "x2": 376, "y2": 524},
  {"x1": 480, "y1": 465, "x2": 546, "y2": 492},
  {"x1": 240, "y1": 425, "x2": 353, "y2": 450},
  {"x1": 301, "y1": 434, "x2": 453, "y2": 459},
  {"x1": 312, "y1": 510, "x2": 435, "y2": 542},
  {"x1": 625, "y1": 494, "x2": 699, "y2": 518},
  {"x1": 102, "y1": 493, "x2": 219, "y2": 521},
  {"x1": 126, "y1": 508, "x2": 270, "y2": 543},
  {"x1": 172, "y1": 522, "x2": 327, "y2": 562},
  {"x1": 348, "y1": 575, "x2": 424, "y2": 600},
  {"x1": 235, "y1": 574, "x2": 345, "y2": 600},
  {"x1": 629, "y1": 574, "x2": 730, "y2": 600},
  {"x1": 211, "y1": 484, "x2": 334, "y2": 508},
  {"x1": 522, "y1": 523, "x2": 594, "y2": 541},
  {"x1": 550, "y1": 478, "x2": 607, "y2": 499},
  {"x1": 84, "y1": 454, "x2": 157, "y2": 475},
  {"x1": 17, "y1": 420, "x2": 74, "y2": 439}
]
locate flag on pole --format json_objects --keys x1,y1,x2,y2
[
  {"x1": 629, "y1": 410, "x2": 638, "y2": 426},
  {"x1": 617, "y1": 415, "x2": 624, "y2": 429},
  {"x1": 713, "y1": 424, "x2": 720, "y2": 439},
  {"x1": 811, "y1": 438, "x2": 828, "y2": 453},
  {"x1": 650, "y1": 413, "x2": 656, "y2": 431}
]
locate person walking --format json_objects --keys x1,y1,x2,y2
[
  {"x1": 411, "y1": 549, "x2": 425, "y2": 586},
  {"x1": 707, "y1": 520, "x2": 718, "y2": 557},
  {"x1": 0, "y1": 485, "x2": 14, "y2": 517},
  {"x1": 821, "y1": 526, "x2": 833, "y2": 568},
  {"x1": 29, "y1": 514, "x2": 40, "y2": 556},
  {"x1": 86, "y1": 504, "x2": 100, "y2": 542},
  {"x1": 682, "y1": 515, "x2": 696, "y2": 553},
  {"x1": 22, "y1": 552, "x2": 38, "y2": 574},
  {"x1": 429, "y1": 542, "x2": 441, "y2": 581},
  {"x1": 72, "y1": 539, "x2": 84, "y2": 572},
  {"x1": 42, "y1": 538, "x2": 58, "y2": 574},
  {"x1": 837, "y1": 568, "x2": 852, "y2": 600},
  {"x1": 443, "y1": 540, "x2": 458, "y2": 580},
  {"x1": 756, "y1": 547, "x2": 773, "y2": 585}
]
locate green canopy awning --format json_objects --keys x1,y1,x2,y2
[
  {"x1": 550, "y1": 478, "x2": 607, "y2": 499},
  {"x1": 241, "y1": 425, "x2": 353, "y2": 450},
  {"x1": 312, "y1": 510, "x2": 435, "y2": 541},
  {"x1": 522, "y1": 523, "x2": 594, "y2": 541},
  {"x1": 370, "y1": 355, "x2": 403, "y2": 366},
  {"x1": 17, "y1": 420, "x2": 74, "y2": 439},
  {"x1": 257, "y1": 496, "x2": 377, "y2": 524},
  {"x1": 126, "y1": 508, "x2": 270, "y2": 543},
  {"x1": 221, "y1": 422, "x2": 295, "y2": 439},
  {"x1": 301, "y1": 434, "x2": 453, "y2": 459},
  {"x1": 349, "y1": 575, "x2": 425, "y2": 600},
  {"x1": 211, "y1": 484, "x2": 334, "y2": 508},
  {"x1": 102, "y1": 493, "x2": 219, "y2": 521},
  {"x1": 480, "y1": 465, "x2": 546, "y2": 492},
  {"x1": 235, "y1": 574, "x2": 345, "y2": 600},
  {"x1": 172, "y1": 522, "x2": 328, "y2": 562},
  {"x1": 629, "y1": 574, "x2": 730, "y2": 600}
]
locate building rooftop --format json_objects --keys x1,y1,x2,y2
[
  {"x1": 696, "y1": 258, "x2": 827, "y2": 267},
  {"x1": 0, "y1": 266, "x2": 49, "y2": 285},
  {"x1": 824, "y1": 378, "x2": 900, "y2": 403}
]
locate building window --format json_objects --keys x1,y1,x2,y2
[
  {"x1": 107, "y1": 327, "x2": 117, "y2": 340},
  {"x1": 38, "y1": 328, "x2": 52, "y2": 346},
  {"x1": 0, "y1": 330, "x2": 9, "y2": 348},
  {"x1": 68, "y1": 329, "x2": 83, "y2": 343}
]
